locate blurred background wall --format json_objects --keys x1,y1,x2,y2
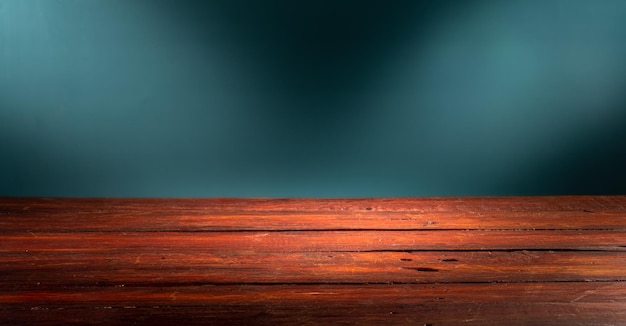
[{"x1": 1, "y1": 0, "x2": 626, "y2": 197}]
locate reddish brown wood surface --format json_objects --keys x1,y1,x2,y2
[{"x1": 1, "y1": 196, "x2": 626, "y2": 325}]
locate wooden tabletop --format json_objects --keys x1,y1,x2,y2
[{"x1": 1, "y1": 196, "x2": 625, "y2": 325}]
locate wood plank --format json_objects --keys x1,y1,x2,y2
[
  {"x1": 2, "y1": 230, "x2": 625, "y2": 253},
  {"x1": 3, "y1": 196, "x2": 626, "y2": 213},
  {"x1": 1, "y1": 283, "x2": 625, "y2": 325},
  {"x1": 1, "y1": 197, "x2": 626, "y2": 231},
  {"x1": 1, "y1": 250, "x2": 624, "y2": 285},
  {"x1": 4, "y1": 303, "x2": 625, "y2": 326}
]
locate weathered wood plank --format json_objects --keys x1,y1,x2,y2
[
  {"x1": 1, "y1": 283, "x2": 625, "y2": 325},
  {"x1": 4, "y1": 283, "x2": 625, "y2": 305},
  {"x1": 3, "y1": 196, "x2": 626, "y2": 213},
  {"x1": 3, "y1": 303, "x2": 625, "y2": 326},
  {"x1": 2, "y1": 230, "x2": 624, "y2": 253},
  {"x1": 1, "y1": 250, "x2": 624, "y2": 285},
  {"x1": 1, "y1": 197, "x2": 626, "y2": 231}
]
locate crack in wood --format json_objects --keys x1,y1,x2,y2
[{"x1": 402, "y1": 267, "x2": 440, "y2": 272}]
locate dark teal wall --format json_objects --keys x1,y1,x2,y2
[{"x1": 1, "y1": 0, "x2": 626, "y2": 197}]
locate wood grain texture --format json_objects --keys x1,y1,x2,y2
[
  {"x1": 2, "y1": 283, "x2": 626, "y2": 325},
  {"x1": 1, "y1": 196, "x2": 626, "y2": 325}
]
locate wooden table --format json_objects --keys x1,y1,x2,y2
[{"x1": 1, "y1": 196, "x2": 625, "y2": 325}]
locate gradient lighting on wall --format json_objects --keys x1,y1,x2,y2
[{"x1": 1, "y1": 0, "x2": 625, "y2": 197}]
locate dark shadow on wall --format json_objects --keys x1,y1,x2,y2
[
  {"x1": 497, "y1": 69, "x2": 626, "y2": 196},
  {"x1": 159, "y1": 0, "x2": 471, "y2": 135},
  {"x1": 509, "y1": 107, "x2": 626, "y2": 195}
]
